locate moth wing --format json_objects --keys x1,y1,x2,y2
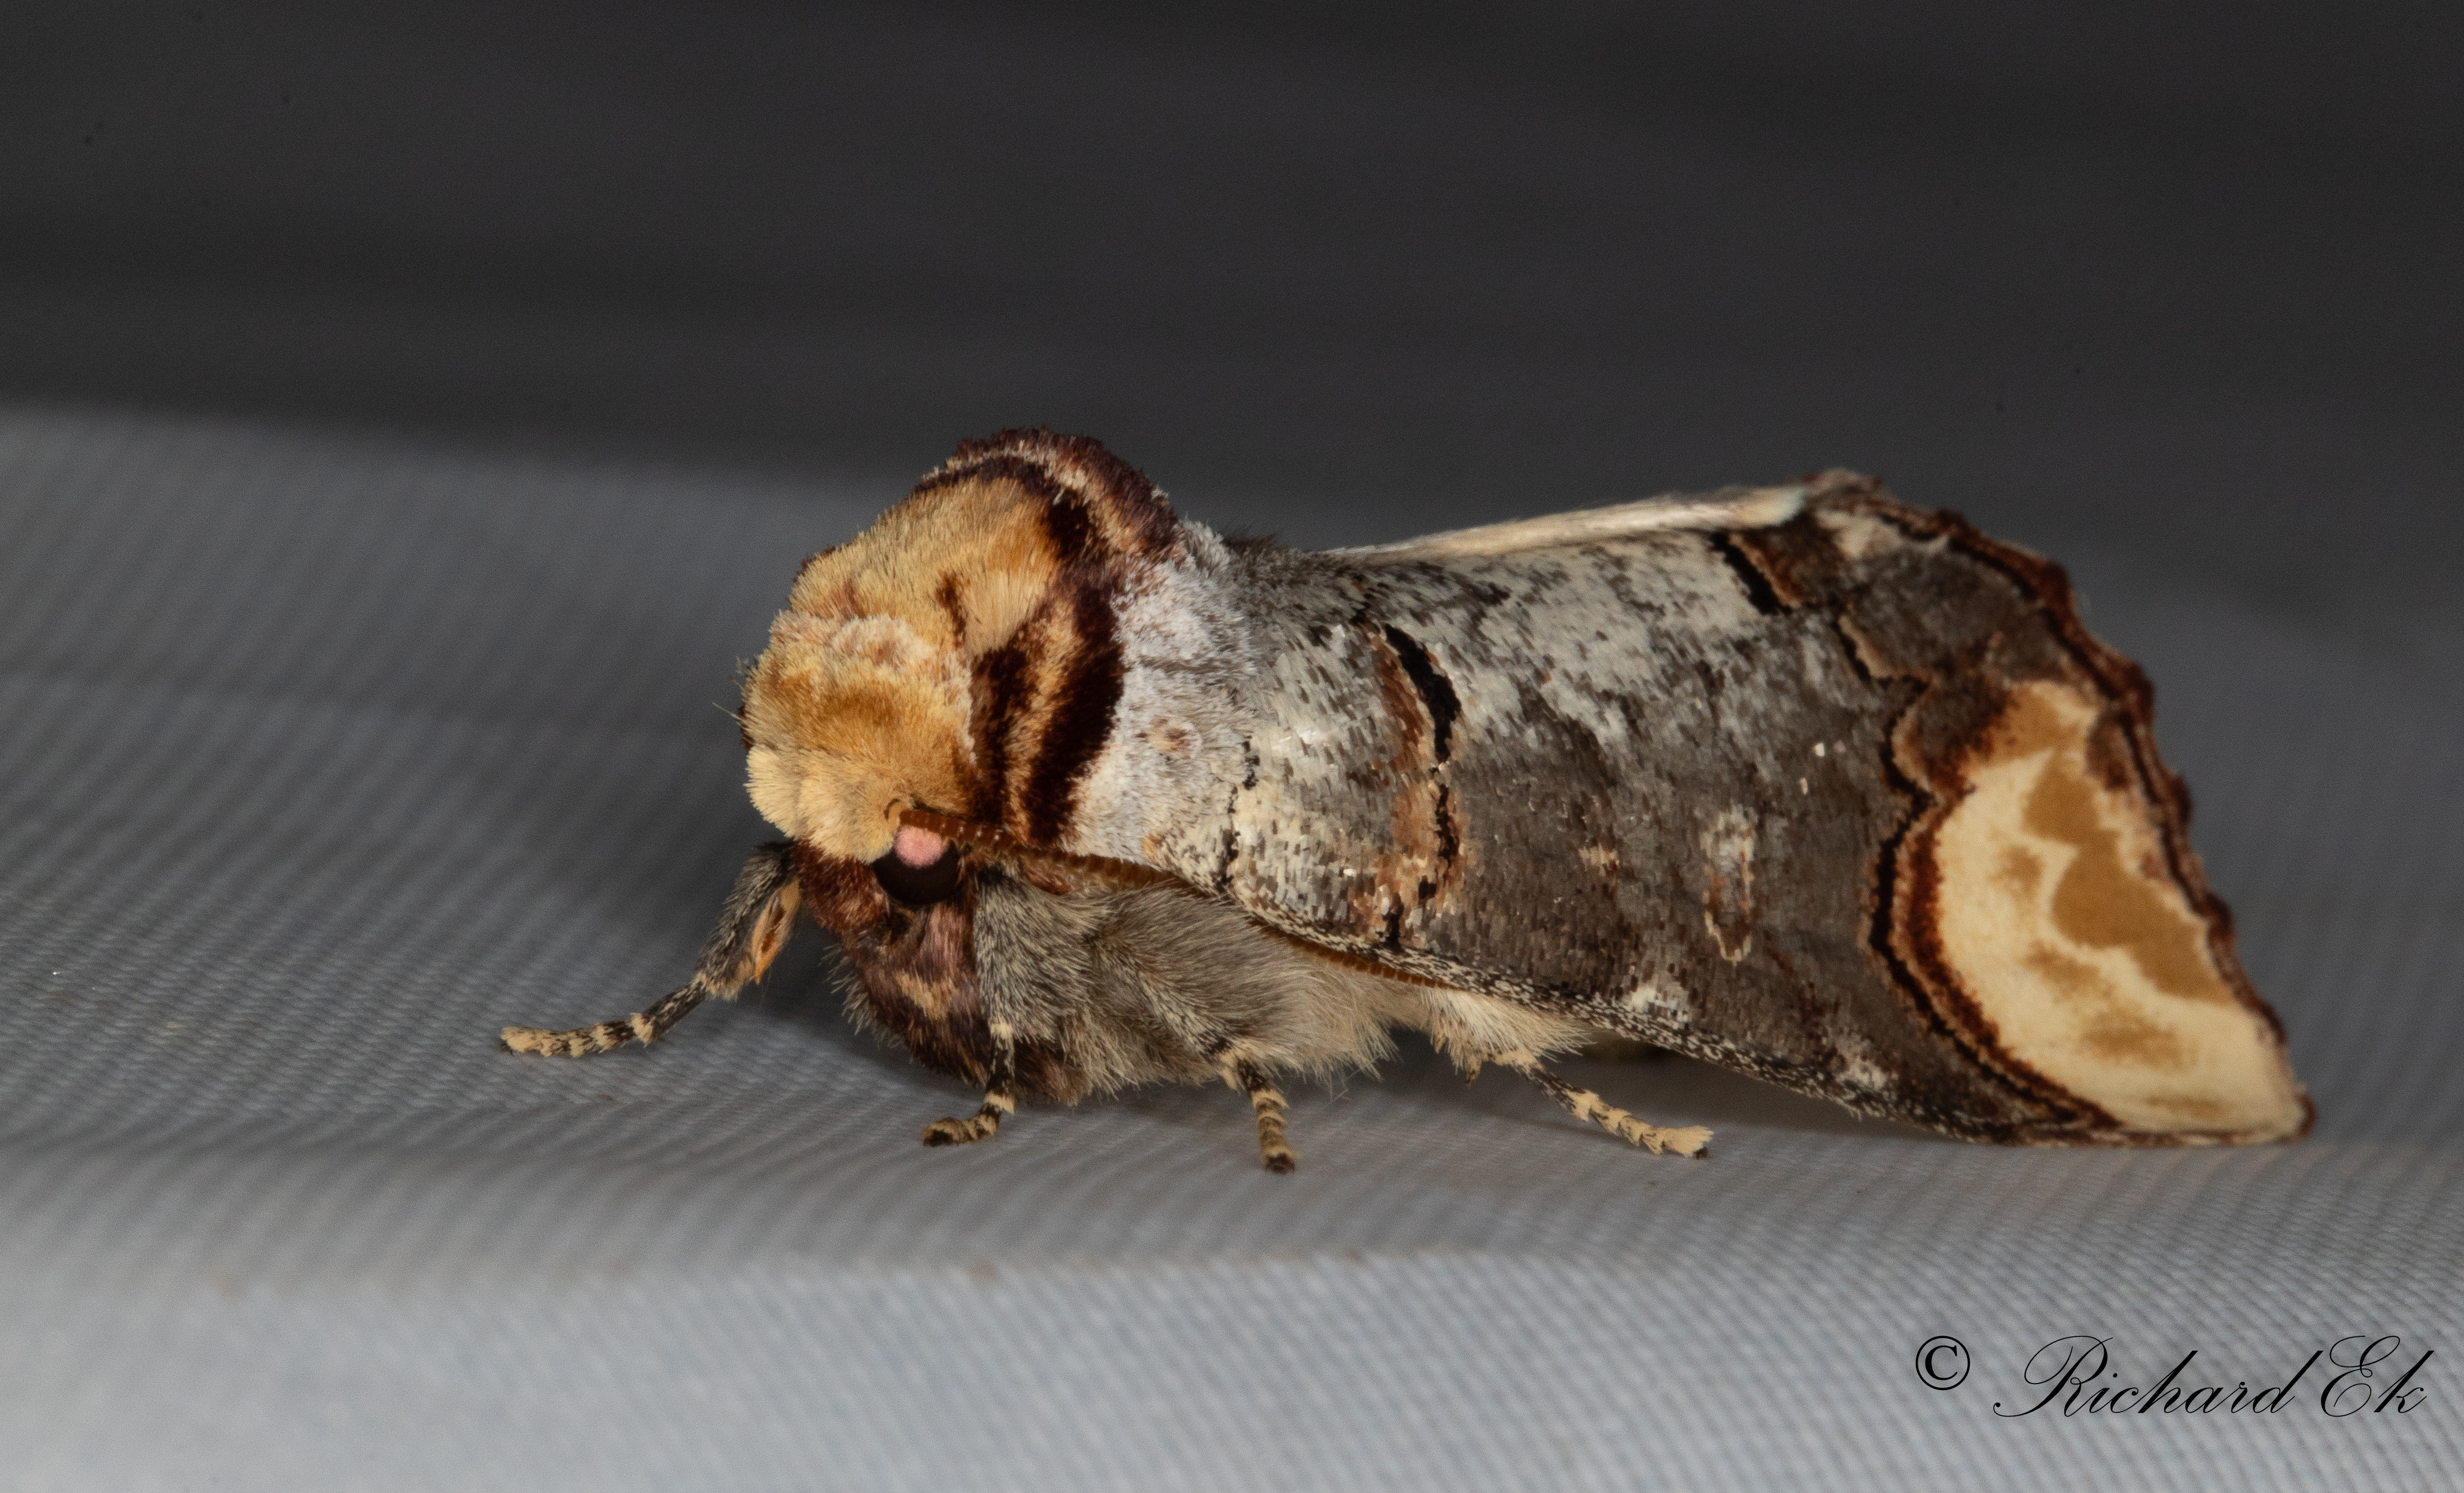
[{"x1": 1190, "y1": 476, "x2": 2307, "y2": 1147}]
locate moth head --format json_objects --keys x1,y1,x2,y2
[
  {"x1": 738, "y1": 429, "x2": 1182, "y2": 867},
  {"x1": 741, "y1": 608, "x2": 977, "y2": 864}
]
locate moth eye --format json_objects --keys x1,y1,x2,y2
[{"x1": 871, "y1": 831, "x2": 962, "y2": 906}]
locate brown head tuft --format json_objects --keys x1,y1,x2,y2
[{"x1": 741, "y1": 432, "x2": 1181, "y2": 863}]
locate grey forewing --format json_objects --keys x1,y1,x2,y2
[{"x1": 1212, "y1": 516, "x2": 2056, "y2": 1138}]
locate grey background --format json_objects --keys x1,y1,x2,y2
[{"x1": 2, "y1": 4, "x2": 2458, "y2": 1488}]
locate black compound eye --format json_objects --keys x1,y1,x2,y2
[{"x1": 871, "y1": 842, "x2": 962, "y2": 906}]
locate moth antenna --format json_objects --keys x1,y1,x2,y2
[
  {"x1": 924, "y1": 1020, "x2": 1018, "y2": 1147},
  {"x1": 899, "y1": 809, "x2": 1184, "y2": 892},
  {"x1": 501, "y1": 842, "x2": 799, "y2": 1057},
  {"x1": 1501, "y1": 1051, "x2": 1711, "y2": 1157}
]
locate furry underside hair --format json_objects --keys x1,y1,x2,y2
[{"x1": 951, "y1": 870, "x2": 1416, "y2": 1095}]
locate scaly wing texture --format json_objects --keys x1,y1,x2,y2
[{"x1": 1182, "y1": 471, "x2": 2305, "y2": 1145}]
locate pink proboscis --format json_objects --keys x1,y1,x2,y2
[{"x1": 893, "y1": 825, "x2": 950, "y2": 867}]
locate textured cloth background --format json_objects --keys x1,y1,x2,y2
[{"x1": 1, "y1": 403, "x2": 2457, "y2": 1490}]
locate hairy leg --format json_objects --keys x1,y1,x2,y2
[
  {"x1": 923, "y1": 1020, "x2": 1017, "y2": 1147},
  {"x1": 1500, "y1": 1050, "x2": 1711, "y2": 1157},
  {"x1": 1220, "y1": 1055, "x2": 1297, "y2": 1173},
  {"x1": 501, "y1": 842, "x2": 801, "y2": 1056}
]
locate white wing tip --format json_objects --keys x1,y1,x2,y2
[{"x1": 1721, "y1": 483, "x2": 1810, "y2": 529}]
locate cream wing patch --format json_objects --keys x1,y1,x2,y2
[{"x1": 1931, "y1": 682, "x2": 2305, "y2": 1139}]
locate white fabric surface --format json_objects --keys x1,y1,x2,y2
[{"x1": 1, "y1": 404, "x2": 2457, "y2": 1489}]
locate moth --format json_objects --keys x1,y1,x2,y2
[{"x1": 504, "y1": 430, "x2": 2311, "y2": 1169}]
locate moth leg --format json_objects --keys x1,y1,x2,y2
[
  {"x1": 923, "y1": 1020, "x2": 1017, "y2": 1147},
  {"x1": 1501, "y1": 1051, "x2": 1712, "y2": 1157},
  {"x1": 500, "y1": 842, "x2": 800, "y2": 1056},
  {"x1": 1219, "y1": 1055, "x2": 1297, "y2": 1174}
]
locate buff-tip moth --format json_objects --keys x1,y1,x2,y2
[{"x1": 505, "y1": 431, "x2": 2310, "y2": 1169}]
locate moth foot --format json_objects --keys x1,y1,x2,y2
[
  {"x1": 1569, "y1": 1089, "x2": 1712, "y2": 1156},
  {"x1": 1508, "y1": 1054, "x2": 1711, "y2": 1158},
  {"x1": 1615, "y1": 1119, "x2": 1713, "y2": 1157},
  {"x1": 921, "y1": 1106, "x2": 1005, "y2": 1147},
  {"x1": 1219, "y1": 1055, "x2": 1297, "y2": 1174},
  {"x1": 1585, "y1": 1100, "x2": 1711, "y2": 1157},
  {"x1": 921, "y1": 1114, "x2": 997, "y2": 1146},
  {"x1": 500, "y1": 1019, "x2": 647, "y2": 1057}
]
